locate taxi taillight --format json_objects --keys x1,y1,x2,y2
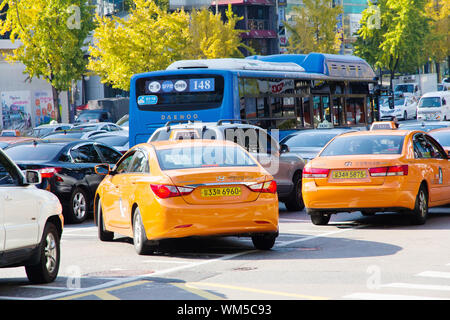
[
  {"x1": 303, "y1": 168, "x2": 330, "y2": 178},
  {"x1": 150, "y1": 184, "x2": 194, "y2": 199},
  {"x1": 369, "y1": 165, "x2": 408, "y2": 177},
  {"x1": 248, "y1": 180, "x2": 277, "y2": 193}
]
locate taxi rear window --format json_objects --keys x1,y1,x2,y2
[
  {"x1": 320, "y1": 135, "x2": 404, "y2": 156},
  {"x1": 156, "y1": 146, "x2": 257, "y2": 170}
]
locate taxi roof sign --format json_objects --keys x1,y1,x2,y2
[{"x1": 370, "y1": 121, "x2": 398, "y2": 130}]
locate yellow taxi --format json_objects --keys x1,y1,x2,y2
[
  {"x1": 94, "y1": 139, "x2": 279, "y2": 254},
  {"x1": 302, "y1": 130, "x2": 450, "y2": 225}
]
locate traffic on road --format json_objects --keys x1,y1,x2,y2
[{"x1": 1, "y1": 54, "x2": 450, "y2": 304}]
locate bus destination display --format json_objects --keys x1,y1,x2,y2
[{"x1": 145, "y1": 78, "x2": 215, "y2": 94}]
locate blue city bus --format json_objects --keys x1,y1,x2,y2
[{"x1": 129, "y1": 53, "x2": 377, "y2": 147}]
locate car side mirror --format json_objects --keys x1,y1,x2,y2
[
  {"x1": 23, "y1": 170, "x2": 42, "y2": 185},
  {"x1": 280, "y1": 144, "x2": 290, "y2": 154},
  {"x1": 95, "y1": 164, "x2": 110, "y2": 175}
]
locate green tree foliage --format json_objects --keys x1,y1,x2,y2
[
  {"x1": 88, "y1": 1, "x2": 250, "y2": 91},
  {"x1": 424, "y1": 0, "x2": 449, "y2": 78},
  {"x1": 0, "y1": 0, "x2": 95, "y2": 121},
  {"x1": 88, "y1": 0, "x2": 190, "y2": 91},
  {"x1": 354, "y1": 0, "x2": 430, "y2": 89},
  {"x1": 285, "y1": 0, "x2": 343, "y2": 54}
]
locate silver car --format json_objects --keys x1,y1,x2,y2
[{"x1": 149, "y1": 120, "x2": 306, "y2": 211}]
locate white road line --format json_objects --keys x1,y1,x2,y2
[
  {"x1": 62, "y1": 234, "x2": 97, "y2": 237},
  {"x1": 63, "y1": 227, "x2": 97, "y2": 233},
  {"x1": 276, "y1": 226, "x2": 365, "y2": 247},
  {"x1": 277, "y1": 234, "x2": 308, "y2": 238},
  {"x1": 21, "y1": 285, "x2": 76, "y2": 291},
  {"x1": 382, "y1": 282, "x2": 450, "y2": 292},
  {"x1": 142, "y1": 260, "x2": 190, "y2": 264},
  {"x1": 344, "y1": 292, "x2": 447, "y2": 300},
  {"x1": 285, "y1": 229, "x2": 329, "y2": 233},
  {"x1": 37, "y1": 224, "x2": 363, "y2": 300},
  {"x1": 416, "y1": 271, "x2": 450, "y2": 279}
]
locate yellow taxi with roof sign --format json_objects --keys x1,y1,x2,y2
[{"x1": 302, "y1": 129, "x2": 450, "y2": 225}]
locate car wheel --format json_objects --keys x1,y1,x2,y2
[
  {"x1": 133, "y1": 207, "x2": 154, "y2": 255},
  {"x1": 25, "y1": 222, "x2": 60, "y2": 284},
  {"x1": 310, "y1": 212, "x2": 331, "y2": 225},
  {"x1": 284, "y1": 173, "x2": 305, "y2": 212},
  {"x1": 97, "y1": 199, "x2": 114, "y2": 241},
  {"x1": 410, "y1": 185, "x2": 428, "y2": 225},
  {"x1": 68, "y1": 187, "x2": 89, "y2": 224},
  {"x1": 251, "y1": 233, "x2": 276, "y2": 250}
]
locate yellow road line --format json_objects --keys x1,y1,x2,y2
[
  {"x1": 58, "y1": 280, "x2": 150, "y2": 300},
  {"x1": 170, "y1": 282, "x2": 225, "y2": 300},
  {"x1": 187, "y1": 282, "x2": 328, "y2": 300}
]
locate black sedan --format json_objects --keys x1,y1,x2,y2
[
  {"x1": 280, "y1": 129, "x2": 356, "y2": 163},
  {"x1": 4, "y1": 140, "x2": 123, "y2": 223}
]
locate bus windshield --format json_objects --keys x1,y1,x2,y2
[{"x1": 135, "y1": 75, "x2": 225, "y2": 111}]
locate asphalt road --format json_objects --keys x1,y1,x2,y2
[{"x1": 1, "y1": 203, "x2": 450, "y2": 301}]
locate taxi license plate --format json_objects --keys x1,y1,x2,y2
[
  {"x1": 332, "y1": 170, "x2": 367, "y2": 179},
  {"x1": 201, "y1": 187, "x2": 242, "y2": 197}
]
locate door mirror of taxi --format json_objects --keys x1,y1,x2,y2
[
  {"x1": 95, "y1": 164, "x2": 110, "y2": 175},
  {"x1": 23, "y1": 170, "x2": 42, "y2": 185},
  {"x1": 280, "y1": 144, "x2": 290, "y2": 154}
]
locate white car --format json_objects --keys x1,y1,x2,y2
[
  {"x1": 72, "y1": 122, "x2": 124, "y2": 132},
  {"x1": 442, "y1": 77, "x2": 450, "y2": 90},
  {"x1": 417, "y1": 91, "x2": 450, "y2": 121},
  {"x1": 0, "y1": 149, "x2": 63, "y2": 283},
  {"x1": 379, "y1": 96, "x2": 418, "y2": 121}
]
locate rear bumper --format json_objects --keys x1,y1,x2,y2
[
  {"x1": 303, "y1": 180, "x2": 416, "y2": 212},
  {"x1": 140, "y1": 194, "x2": 279, "y2": 240}
]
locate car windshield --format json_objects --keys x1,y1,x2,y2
[
  {"x1": 73, "y1": 125, "x2": 98, "y2": 131},
  {"x1": 281, "y1": 132, "x2": 340, "y2": 148},
  {"x1": 32, "y1": 127, "x2": 53, "y2": 137},
  {"x1": 5, "y1": 144, "x2": 63, "y2": 161},
  {"x1": 429, "y1": 131, "x2": 450, "y2": 146},
  {"x1": 156, "y1": 146, "x2": 257, "y2": 170},
  {"x1": 395, "y1": 84, "x2": 414, "y2": 93},
  {"x1": 394, "y1": 98, "x2": 405, "y2": 106},
  {"x1": 399, "y1": 124, "x2": 447, "y2": 132},
  {"x1": 77, "y1": 112, "x2": 102, "y2": 121},
  {"x1": 44, "y1": 132, "x2": 85, "y2": 139},
  {"x1": 419, "y1": 97, "x2": 442, "y2": 108},
  {"x1": 320, "y1": 135, "x2": 404, "y2": 156},
  {"x1": 92, "y1": 135, "x2": 129, "y2": 146}
]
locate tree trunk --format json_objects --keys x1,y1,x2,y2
[
  {"x1": 436, "y1": 62, "x2": 440, "y2": 83},
  {"x1": 51, "y1": 85, "x2": 62, "y2": 123}
]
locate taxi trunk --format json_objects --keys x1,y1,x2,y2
[
  {"x1": 304, "y1": 155, "x2": 406, "y2": 186},
  {"x1": 162, "y1": 167, "x2": 272, "y2": 205}
]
